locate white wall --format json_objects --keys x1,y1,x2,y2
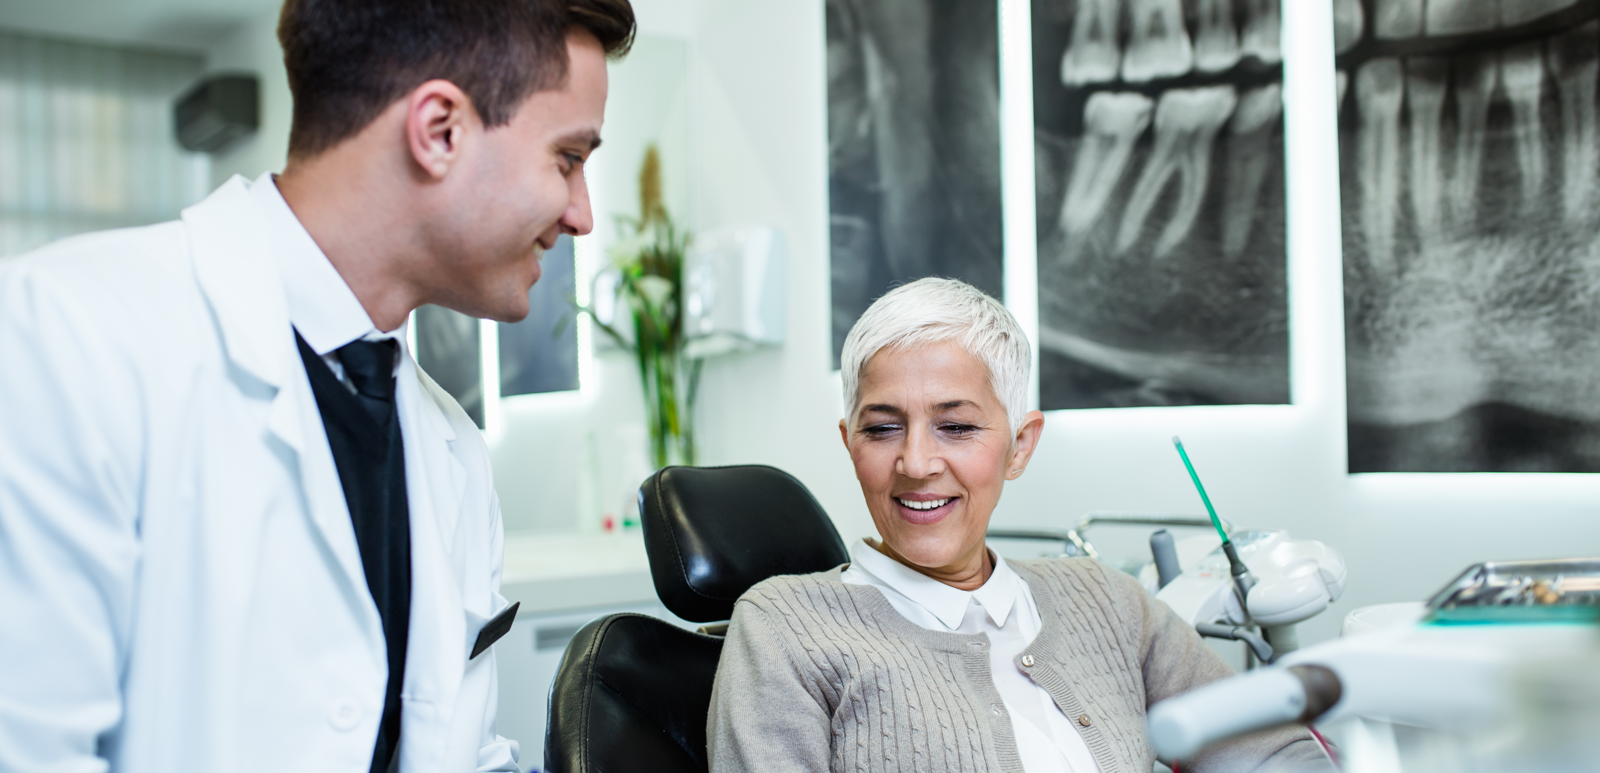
[
  {"x1": 201, "y1": 0, "x2": 1600, "y2": 651},
  {"x1": 204, "y1": 8, "x2": 290, "y2": 187}
]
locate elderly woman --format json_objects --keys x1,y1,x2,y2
[{"x1": 707, "y1": 279, "x2": 1330, "y2": 773}]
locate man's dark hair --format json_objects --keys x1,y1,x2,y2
[{"x1": 278, "y1": 0, "x2": 635, "y2": 158}]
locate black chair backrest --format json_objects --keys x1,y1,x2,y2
[
  {"x1": 639, "y1": 464, "x2": 851, "y2": 622},
  {"x1": 545, "y1": 465, "x2": 846, "y2": 772},
  {"x1": 544, "y1": 614, "x2": 724, "y2": 773}
]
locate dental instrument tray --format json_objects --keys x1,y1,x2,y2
[{"x1": 1424, "y1": 557, "x2": 1600, "y2": 625}]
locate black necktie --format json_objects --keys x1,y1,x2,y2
[
  {"x1": 294, "y1": 331, "x2": 411, "y2": 773},
  {"x1": 338, "y1": 338, "x2": 398, "y2": 425}
]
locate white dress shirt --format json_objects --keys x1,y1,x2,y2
[
  {"x1": 841, "y1": 539, "x2": 1101, "y2": 773},
  {"x1": 253, "y1": 174, "x2": 401, "y2": 385}
]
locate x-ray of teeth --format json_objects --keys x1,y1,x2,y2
[
  {"x1": 1340, "y1": 2, "x2": 1600, "y2": 472},
  {"x1": 825, "y1": 0, "x2": 1004, "y2": 366},
  {"x1": 415, "y1": 304, "x2": 485, "y2": 429},
  {"x1": 499, "y1": 235, "x2": 579, "y2": 398},
  {"x1": 1034, "y1": 0, "x2": 1290, "y2": 409}
]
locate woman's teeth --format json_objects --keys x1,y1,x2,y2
[{"x1": 897, "y1": 497, "x2": 950, "y2": 511}]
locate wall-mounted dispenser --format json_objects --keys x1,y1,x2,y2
[
  {"x1": 174, "y1": 74, "x2": 258, "y2": 153},
  {"x1": 682, "y1": 225, "x2": 785, "y2": 359}
]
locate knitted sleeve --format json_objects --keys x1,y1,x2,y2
[
  {"x1": 707, "y1": 595, "x2": 834, "y2": 773},
  {"x1": 1098, "y1": 563, "x2": 1333, "y2": 773}
]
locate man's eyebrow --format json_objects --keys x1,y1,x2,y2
[{"x1": 557, "y1": 129, "x2": 602, "y2": 151}]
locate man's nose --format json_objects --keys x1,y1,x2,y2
[{"x1": 561, "y1": 173, "x2": 594, "y2": 236}]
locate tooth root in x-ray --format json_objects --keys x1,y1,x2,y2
[
  {"x1": 1449, "y1": 53, "x2": 1496, "y2": 229},
  {"x1": 1222, "y1": 84, "x2": 1282, "y2": 259},
  {"x1": 1405, "y1": 57, "x2": 1448, "y2": 249},
  {"x1": 1548, "y1": 22, "x2": 1600, "y2": 224},
  {"x1": 1501, "y1": 43, "x2": 1548, "y2": 210},
  {"x1": 1061, "y1": 92, "x2": 1154, "y2": 238},
  {"x1": 1116, "y1": 86, "x2": 1237, "y2": 258},
  {"x1": 1356, "y1": 58, "x2": 1403, "y2": 273}
]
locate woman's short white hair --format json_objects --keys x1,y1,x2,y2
[{"x1": 841, "y1": 277, "x2": 1031, "y2": 436}]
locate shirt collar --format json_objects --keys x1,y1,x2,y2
[
  {"x1": 249, "y1": 172, "x2": 380, "y2": 356},
  {"x1": 848, "y1": 538, "x2": 1022, "y2": 630}
]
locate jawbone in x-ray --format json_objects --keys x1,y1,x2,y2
[
  {"x1": 1339, "y1": 0, "x2": 1600, "y2": 472},
  {"x1": 826, "y1": 0, "x2": 1004, "y2": 366},
  {"x1": 1033, "y1": 0, "x2": 1290, "y2": 409}
]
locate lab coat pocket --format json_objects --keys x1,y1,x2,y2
[{"x1": 465, "y1": 593, "x2": 517, "y2": 661}]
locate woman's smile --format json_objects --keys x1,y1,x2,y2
[{"x1": 894, "y1": 494, "x2": 959, "y2": 523}]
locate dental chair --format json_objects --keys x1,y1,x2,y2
[{"x1": 543, "y1": 465, "x2": 850, "y2": 773}]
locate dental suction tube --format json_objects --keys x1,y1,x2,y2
[{"x1": 1147, "y1": 665, "x2": 1341, "y2": 760}]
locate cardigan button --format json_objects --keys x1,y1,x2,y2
[
  {"x1": 1021, "y1": 655, "x2": 1034, "y2": 667},
  {"x1": 1078, "y1": 714, "x2": 1092, "y2": 727}
]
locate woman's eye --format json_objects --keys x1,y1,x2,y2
[
  {"x1": 861, "y1": 424, "x2": 900, "y2": 437},
  {"x1": 940, "y1": 423, "x2": 978, "y2": 435}
]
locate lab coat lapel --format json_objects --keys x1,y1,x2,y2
[
  {"x1": 400, "y1": 349, "x2": 468, "y2": 554},
  {"x1": 394, "y1": 344, "x2": 469, "y2": 769},
  {"x1": 184, "y1": 176, "x2": 376, "y2": 629}
]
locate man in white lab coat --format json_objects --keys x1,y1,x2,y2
[{"x1": 0, "y1": 1, "x2": 635, "y2": 770}]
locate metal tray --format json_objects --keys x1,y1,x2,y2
[{"x1": 1425, "y1": 558, "x2": 1600, "y2": 624}]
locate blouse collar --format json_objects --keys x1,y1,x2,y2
[{"x1": 847, "y1": 538, "x2": 1023, "y2": 630}]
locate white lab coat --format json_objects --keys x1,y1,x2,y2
[{"x1": 0, "y1": 177, "x2": 520, "y2": 772}]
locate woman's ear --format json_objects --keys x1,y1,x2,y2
[
  {"x1": 1005, "y1": 410, "x2": 1046, "y2": 480},
  {"x1": 838, "y1": 418, "x2": 850, "y2": 449}
]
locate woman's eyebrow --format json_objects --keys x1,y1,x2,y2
[
  {"x1": 860, "y1": 403, "x2": 903, "y2": 416},
  {"x1": 933, "y1": 400, "x2": 977, "y2": 411}
]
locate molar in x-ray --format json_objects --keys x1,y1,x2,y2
[
  {"x1": 1034, "y1": 0, "x2": 1289, "y2": 409},
  {"x1": 1340, "y1": 0, "x2": 1600, "y2": 471}
]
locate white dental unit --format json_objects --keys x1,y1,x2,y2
[{"x1": 1148, "y1": 558, "x2": 1600, "y2": 773}]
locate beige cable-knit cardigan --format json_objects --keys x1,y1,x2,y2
[{"x1": 708, "y1": 557, "x2": 1330, "y2": 773}]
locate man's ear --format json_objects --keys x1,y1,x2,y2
[{"x1": 406, "y1": 79, "x2": 477, "y2": 180}]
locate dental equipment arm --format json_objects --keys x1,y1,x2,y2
[{"x1": 1148, "y1": 665, "x2": 1341, "y2": 760}]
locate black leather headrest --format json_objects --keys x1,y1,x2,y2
[
  {"x1": 639, "y1": 465, "x2": 849, "y2": 623},
  {"x1": 544, "y1": 613, "x2": 723, "y2": 773}
]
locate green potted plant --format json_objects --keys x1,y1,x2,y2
[{"x1": 582, "y1": 145, "x2": 700, "y2": 468}]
